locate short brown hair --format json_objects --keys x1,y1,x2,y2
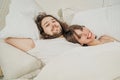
[{"x1": 64, "y1": 24, "x2": 85, "y2": 44}]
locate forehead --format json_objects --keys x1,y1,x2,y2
[
  {"x1": 74, "y1": 29, "x2": 82, "y2": 33},
  {"x1": 73, "y1": 29, "x2": 82, "y2": 38},
  {"x1": 42, "y1": 17, "x2": 55, "y2": 24}
]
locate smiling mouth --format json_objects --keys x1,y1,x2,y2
[{"x1": 53, "y1": 28, "x2": 61, "y2": 34}]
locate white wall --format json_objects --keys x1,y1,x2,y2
[
  {"x1": 35, "y1": 0, "x2": 120, "y2": 15},
  {"x1": 35, "y1": 0, "x2": 104, "y2": 15},
  {"x1": 103, "y1": 0, "x2": 120, "y2": 6},
  {"x1": 111, "y1": 0, "x2": 120, "y2": 5}
]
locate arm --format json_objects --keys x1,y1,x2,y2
[
  {"x1": 5, "y1": 37, "x2": 35, "y2": 52},
  {"x1": 99, "y1": 35, "x2": 120, "y2": 43}
]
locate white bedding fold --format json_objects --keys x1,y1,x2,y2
[{"x1": 34, "y1": 42, "x2": 120, "y2": 80}]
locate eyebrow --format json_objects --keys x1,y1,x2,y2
[{"x1": 43, "y1": 18, "x2": 55, "y2": 26}]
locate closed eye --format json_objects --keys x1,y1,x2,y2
[
  {"x1": 52, "y1": 20, "x2": 56, "y2": 23},
  {"x1": 45, "y1": 24, "x2": 50, "y2": 27}
]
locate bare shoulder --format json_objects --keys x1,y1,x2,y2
[
  {"x1": 5, "y1": 37, "x2": 35, "y2": 52},
  {"x1": 98, "y1": 35, "x2": 119, "y2": 43}
]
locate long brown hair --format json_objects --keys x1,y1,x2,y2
[{"x1": 35, "y1": 12, "x2": 69, "y2": 39}]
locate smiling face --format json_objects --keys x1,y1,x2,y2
[
  {"x1": 41, "y1": 16, "x2": 62, "y2": 36},
  {"x1": 73, "y1": 27, "x2": 96, "y2": 45}
]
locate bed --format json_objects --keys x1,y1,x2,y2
[{"x1": 0, "y1": 0, "x2": 120, "y2": 80}]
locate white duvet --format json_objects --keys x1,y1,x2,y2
[{"x1": 34, "y1": 42, "x2": 120, "y2": 80}]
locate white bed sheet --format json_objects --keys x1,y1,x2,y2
[
  {"x1": 34, "y1": 41, "x2": 120, "y2": 80},
  {"x1": 28, "y1": 38, "x2": 80, "y2": 64}
]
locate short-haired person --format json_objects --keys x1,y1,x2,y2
[
  {"x1": 64, "y1": 25, "x2": 119, "y2": 46},
  {"x1": 5, "y1": 13, "x2": 69, "y2": 52}
]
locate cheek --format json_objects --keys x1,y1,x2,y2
[
  {"x1": 77, "y1": 37, "x2": 86, "y2": 44},
  {"x1": 85, "y1": 38, "x2": 94, "y2": 44},
  {"x1": 44, "y1": 28, "x2": 52, "y2": 35},
  {"x1": 79, "y1": 37, "x2": 91, "y2": 44},
  {"x1": 80, "y1": 39, "x2": 86, "y2": 43}
]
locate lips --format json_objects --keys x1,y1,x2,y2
[{"x1": 53, "y1": 27, "x2": 60, "y2": 34}]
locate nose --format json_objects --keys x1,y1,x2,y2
[
  {"x1": 52, "y1": 24, "x2": 55, "y2": 28},
  {"x1": 51, "y1": 24, "x2": 57, "y2": 31}
]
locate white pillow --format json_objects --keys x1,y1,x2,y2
[
  {"x1": 71, "y1": 5, "x2": 120, "y2": 40},
  {"x1": 18, "y1": 69, "x2": 41, "y2": 79},
  {"x1": 0, "y1": 39, "x2": 42, "y2": 79},
  {"x1": 0, "y1": 0, "x2": 41, "y2": 39},
  {"x1": 58, "y1": 8, "x2": 79, "y2": 24}
]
